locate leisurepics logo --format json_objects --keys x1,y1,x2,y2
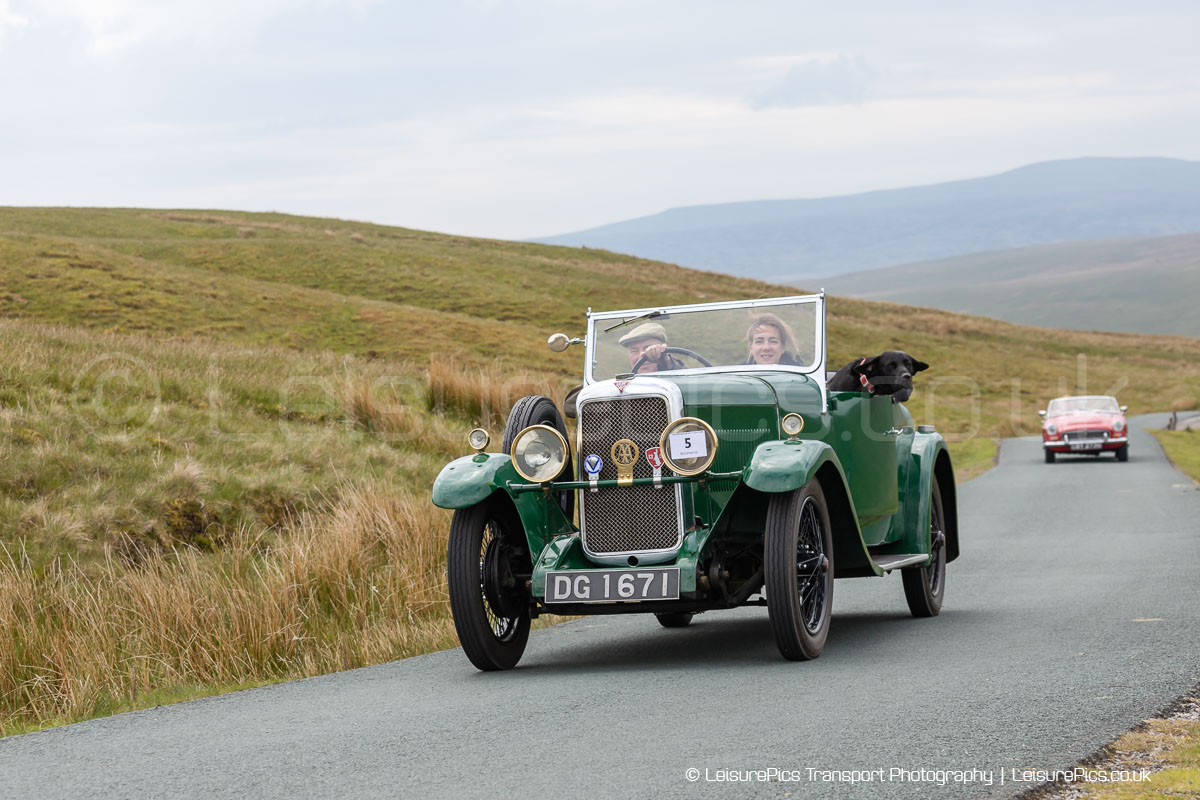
[{"x1": 684, "y1": 765, "x2": 1153, "y2": 787}]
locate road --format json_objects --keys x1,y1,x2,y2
[{"x1": 2, "y1": 415, "x2": 1198, "y2": 799}]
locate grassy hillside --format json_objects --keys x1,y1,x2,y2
[
  {"x1": 0, "y1": 207, "x2": 773, "y2": 370},
  {"x1": 0, "y1": 319, "x2": 511, "y2": 733},
  {"x1": 819, "y1": 233, "x2": 1200, "y2": 337},
  {"x1": 2, "y1": 206, "x2": 1200, "y2": 733}
]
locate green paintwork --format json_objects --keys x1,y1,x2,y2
[
  {"x1": 432, "y1": 366, "x2": 959, "y2": 614},
  {"x1": 432, "y1": 453, "x2": 515, "y2": 509},
  {"x1": 670, "y1": 373, "x2": 784, "y2": 409},
  {"x1": 741, "y1": 438, "x2": 834, "y2": 493},
  {"x1": 873, "y1": 430, "x2": 954, "y2": 560},
  {"x1": 825, "y1": 393, "x2": 901, "y2": 533},
  {"x1": 432, "y1": 453, "x2": 575, "y2": 560}
]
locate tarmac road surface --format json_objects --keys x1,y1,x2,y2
[{"x1": 2, "y1": 415, "x2": 1198, "y2": 799}]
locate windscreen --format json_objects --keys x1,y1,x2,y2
[
  {"x1": 1047, "y1": 397, "x2": 1120, "y2": 416},
  {"x1": 589, "y1": 300, "x2": 819, "y2": 382}
]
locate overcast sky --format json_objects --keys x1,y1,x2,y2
[{"x1": 2, "y1": 0, "x2": 1198, "y2": 239}]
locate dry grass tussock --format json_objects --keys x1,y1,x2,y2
[
  {"x1": 427, "y1": 356, "x2": 575, "y2": 429},
  {"x1": 1169, "y1": 396, "x2": 1200, "y2": 413},
  {"x1": 0, "y1": 483, "x2": 456, "y2": 731}
]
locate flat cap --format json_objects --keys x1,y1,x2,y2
[{"x1": 617, "y1": 322, "x2": 668, "y2": 346}]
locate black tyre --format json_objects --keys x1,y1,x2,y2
[
  {"x1": 1045, "y1": 449, "x2": 1055, "y2": 463},
  {"x1": 655, "y1": 612, "x2": 694, "y2": 628},
  {"x1": 902, "y1": 475, "x2": 947, "y2": 618},
  {"x1": 1116, "y1": 444, "x2": 1129, "y2": 462},
  {"x1": 447, "y1": 496, "x2": 532, "y2": 671},
  {"x1": 503, "y1": 395, "x2": 574, "y2": 518},
  {"x1": 764, "y1": 479, "x2": 834, "y2": 661}
]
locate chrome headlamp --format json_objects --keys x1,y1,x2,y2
[
  {"x1": 659, "y1": 417, "x2": 718, "y2": 476},
  {"x1": 1112, "y1": 418, "x2": 1125, "y2": 433},
  {"x1": 510, "y1": 425, "x2": 569, "y2": 482},
  {"x1": 782, "y1": 413, "x2": 805, "y2": 438},
  {"x1": 467, "y1": 428, "x2": 490, "y2": 452}
]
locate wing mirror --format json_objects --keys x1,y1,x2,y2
[
  {"x1": 1038, "y1": 410, "x2": 1046, "y2": 417},
  {"x1": 1120, "y1": 405, "x2": 1127, "y2": 412},
  {"x1": 548, "y1": 333, "x2": 585, "y2": 352}
]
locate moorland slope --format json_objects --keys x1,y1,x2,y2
[
  {"x1": 818, "y1": 232, "x2": 1200, "y2": 337},
  {"x1": 2, "y1": 207, "x2": 1199, "y2": 733}
]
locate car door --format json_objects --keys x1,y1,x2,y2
[{"x1": 829, "y1": 393, "x2": 900, "y2": 540}]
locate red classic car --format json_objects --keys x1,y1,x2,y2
[{"x1": 1039, "y1": 395, "x2": 1129, "y2": 463}]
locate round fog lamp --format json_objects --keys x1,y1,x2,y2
[
  {"x1": 467, "y1": 428, "x2": 490, "y2": 452},
  {"x1": 510, "y1": 425, "x2": 568, "y2": 482},
  {"x1": 659, "y1": 417, "x2": 718, "y2": 476},
  {"x1": 782, "y1": 413, "x2": 805, "y2": 437}
]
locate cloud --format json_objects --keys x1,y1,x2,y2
[
  {"x1": 22, "y1": 0, "x2": 380, "y2": 54},
  {"x1": 0, "y1": 0, "x2": 28, "y2": 43},
  {"x1": 750, "y1": 55, "x2": 878, "y2": 109}
]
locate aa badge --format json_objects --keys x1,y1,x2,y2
[{"x1": 611, "y1": 439, "x2": 639, "y2": 486}]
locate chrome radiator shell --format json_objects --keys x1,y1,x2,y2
[{"x1": 577, "y1": 388, "x2": 684, "y2": 565}]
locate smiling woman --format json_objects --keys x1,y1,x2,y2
[{"x1": 744, "y1": 312, "x2": 803, "y2": 366}]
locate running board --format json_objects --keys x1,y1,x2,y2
[{"x1": 871, "y1": 554, "x2": 929, "y2": 572}]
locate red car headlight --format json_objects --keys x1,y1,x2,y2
[
  {"x1": 1113, "y1": 418, "x2": 1125, "y2": 433},
  {"x1": 1045, "y1": 423, "x2": 1057, "y2": 437}
]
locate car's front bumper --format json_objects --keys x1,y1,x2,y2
[{"x1": 1043, "y1": 436, "x2": 1127, "y2": 452}]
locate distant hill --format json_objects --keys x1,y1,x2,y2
[
  {"x1": 817, "y1": 233, "x2": 1200, "y2": 338},
  {"x1": 533, "y1": 158, "x2": 1200, "y2": 283}
]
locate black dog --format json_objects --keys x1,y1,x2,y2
[{"x1": 827, "y1": 351, "x2": 929, "y2": 402}]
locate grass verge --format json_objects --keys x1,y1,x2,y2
[
  {"x1": 1027, "y1": 694, "x2": 1200, "y2": 799},
  {"x1": 1150, "y1": 428, "x2": 1200, "y2": 485}
]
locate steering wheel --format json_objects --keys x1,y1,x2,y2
[{"x1": 632, "y1": 346, "x2": 713, "y2": 373}]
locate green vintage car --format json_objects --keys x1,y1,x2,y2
[{"x1": 432, "y1": 294, "x2": 959, "y2": 670}]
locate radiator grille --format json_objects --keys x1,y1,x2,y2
[
  {"x1": 1064, "y1": 429, "x2": 1110, "y2": 443},
  {"x1": 578, "y1": 396, "x2": 682, "y2": 555}
]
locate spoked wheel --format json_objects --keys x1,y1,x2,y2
[
  {"x1": 447, "y1": 497, "x2": 532, "y2": 670},
  {"x1": 902, "y1": 475, "x2": 947, "y2": 617},
  {"x1": 764, "y1": 479, "x2": 833, "y2": 661},
  {"x1": 655, "y1": 612, "x2": 694, "y2": 628}
]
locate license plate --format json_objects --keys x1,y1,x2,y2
[
  {"x1": 1070, "y1": 441, "x2": 1102, "y2": 451},
  {"x1": 544, "y1": 568, "x2": 680, "y2": 603}
]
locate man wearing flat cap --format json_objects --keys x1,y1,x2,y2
[{"x1": 618, "y1": 322, "x2": 687, "y2": 375}]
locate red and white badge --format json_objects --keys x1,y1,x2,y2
[
  {"x1": 614, "y1": 379, "x2": 631, "y2": 393},
  {"x1": 645, "y1": 446, "x2": 664, "y2": 486}
]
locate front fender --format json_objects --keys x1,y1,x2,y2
[
  {"x1": 432, "y1": 453, "x2": 576, "y2": 561},
  {"x1": 432, "y1": 453, "x2": 517, "y2": 509},
  {"x1": 738, "y1": 439, "x2": 879, "y2": 578},
  {"x1": 742, "y1": 439, "x2": 836, "y2": 493}
]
